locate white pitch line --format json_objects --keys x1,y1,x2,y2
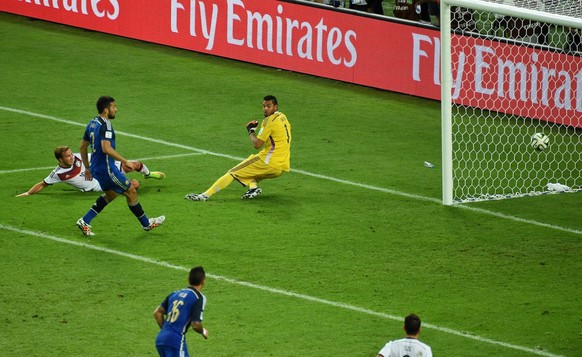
[
  {"x1": 2, "y1": 105, "x2": 580, "y2": 237},
  {"x1": 1, "y1": 165, "x2": 57, "y2": 174},
  {"x1": 0, "y1": 224, "x2": 565, "y2": 357},
  {"x1": 0, "y1": 152, "x2": 204, "y2": 175}
]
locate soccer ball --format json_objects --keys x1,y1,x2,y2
[{"x1": 531, "y1": 133, "x2": 549, "y2": 151}]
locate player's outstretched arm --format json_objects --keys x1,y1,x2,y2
[{"x1": 16, "y1": 181, "x2": 49, "y2": 197}]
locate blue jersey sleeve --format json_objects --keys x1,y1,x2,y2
[
  {"x1": 190, "y1": 293, "x2": 204, "y2": 322},
  {"x1": 99, "y1": 121, "x2": 115, "y2": 143},
  {"x1": 83, "y1": 128, "x2": 90, "y2": 142},
  {"x1": 160, "y1": 295, "x2": 170, "y2": 311}
]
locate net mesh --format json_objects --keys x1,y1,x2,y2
[{"x1": 447, "y1": 0, "x2": 582, "y2": 202}]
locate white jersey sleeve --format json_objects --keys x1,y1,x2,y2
[{"x1": 378, "y1": 338, "x2": 432, "y2": 357}]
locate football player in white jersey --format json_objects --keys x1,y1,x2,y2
[
  {"x1": 377, "y1": 314, "x2": 433, "y2": 357},
  {"x1": 16, "y1": 145, "x2": 165, "y2": 197}
]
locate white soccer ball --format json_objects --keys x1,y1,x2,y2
[{"x1": 531, "y1": 133, "x2": 549, "y2": 151}]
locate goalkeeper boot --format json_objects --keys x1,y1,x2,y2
[
  {"x1": 143, "y1": 215, "x2": 165, "y2": 231},
  {"x1": 241, "y1": 187, "x2": 262, "y2": 199},
  {"x1": 145, "y1": 171, "x2": 166, "y2": 180},
  {"x1": 184, "y1": 193, "x2": 208, "y2": 201},
  {"x1": 76, "y1": 218, "x2": 95, "y2": 236}
]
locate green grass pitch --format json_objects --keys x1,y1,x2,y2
[{"x1": 0, "y1": 12, "x2": 581, "y2": 357}]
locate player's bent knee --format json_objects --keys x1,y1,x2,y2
[
  {"x1": 130, "y1": 179, "x2": 140, "y2": 190},
  {"x1": 123, "y1": 186, "x2": 139, "y2": 200}
]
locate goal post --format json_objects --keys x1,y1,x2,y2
[{"x1": 440, "y1": 0, "x2": 582, "y2": 204}]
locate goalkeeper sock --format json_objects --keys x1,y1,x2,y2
[{"x1": 204, "y1": 173, "x2": 234, "y2": 197}]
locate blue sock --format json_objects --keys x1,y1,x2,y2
[
  {"x1": 83, "y1": 195, "x2": 108, "y2": 224},
  {"x1": 128, "y1": 202, "x2": 149, "y2": 227}
]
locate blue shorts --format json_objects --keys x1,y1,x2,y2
[
  {"x1": 156, "y1": 345, "x2": 188, "y2": 357},
  {"x1": 93, "y1": 164, "x2": 131, "y2": 194}
]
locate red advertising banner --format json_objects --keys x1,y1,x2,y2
[
  {"x1": 452, "y1": 35, "x2": 582, "y2": 127},
  {"x1": 2, "y1": 0, "x2": 580, "y2": 127}
]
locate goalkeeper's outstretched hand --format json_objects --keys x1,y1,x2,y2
[{"x1": 246, "y1": 120, "x2": 259, "y2": 134}]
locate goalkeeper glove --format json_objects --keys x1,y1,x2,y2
[{"x1": 246, "y1": 120, "x2": 259, "y2": 134}]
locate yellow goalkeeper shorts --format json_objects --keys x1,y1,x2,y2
[{"x1": 229, "y1": 155, "x2": 283, "y2": 187}]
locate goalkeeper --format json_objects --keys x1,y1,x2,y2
[{"x1": 185, "y1": 95, "x2": 292, "y2": 201}]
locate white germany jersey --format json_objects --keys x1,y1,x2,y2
[
  {"x1": 378, "y1": 338, "x2": 432, "y2": 357},
  {"x1": 43, "y1": 153, "x2": 102, "y2": 192}
]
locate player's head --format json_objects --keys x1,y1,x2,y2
[
  {"x1": 54, "y1": 146, "x2": 75, "y2": 167},
  {"x1": 189, "y1": 266, "x2": 206, "y2": 287},
  {"x1": 404, "y1": 314, "x2": 422, "y2": 336},
  {"x1": 263, "y1": 95, "x2": 278, "y2": 117},
  {"x1": 54, "y1": 146, "x2": 70, "y2": 160},
  {"x1": 96, "y1": 96, "x2": 117, "y2": 119}
]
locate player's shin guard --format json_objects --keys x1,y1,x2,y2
[
  {"x1": 128, "y1": 201, "x2": 149, "y2": 227},
  {"x1": 83, "y1": 194, "x2": 109, "y2": 223}
]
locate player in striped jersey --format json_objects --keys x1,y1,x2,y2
[
  {"x1": 154, "y1": 266, "x2": 208, "y2": 357},
  {"x1": 16, "y1": 145, "x2": 165, "y2": 197},
  {"x1": 377, "y1": 314, "x2": 433, "y2": 357}
]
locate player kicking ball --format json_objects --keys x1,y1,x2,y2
[
  {"x1": 16, "y1": 145, "x2": 165, "y2": 197},
  {"x1": 185, "y1": 95, "x2": 292, "y2": 201}
]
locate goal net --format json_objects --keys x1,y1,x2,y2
[{"x1": 440, "y1": 0, "x2": 582, "y2": 204}]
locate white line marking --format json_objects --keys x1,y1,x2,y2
[
  {"x1": 1, "y1": 166, "x2": 56, "y2": 174},
  {"x1": 0, "y1": 224, "x2": 565, "y2": 357},
  {"x1": 2, "y1": 105, "x2": 580, "y2": 236},
  {"x1": 0, "y1": 152, "x2": 203, "y2": 175},
  {"x1": 292, "y1": 169, "x2": 582, "y2": 236}
]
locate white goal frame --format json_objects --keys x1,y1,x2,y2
[{"x1": 440, "y1": 0, "x2": 582, "y2": 205}]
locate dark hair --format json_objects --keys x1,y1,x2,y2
[
  {"x1": 263, "y1": 95, "x2": 278, "y2": 105},
  {"x1": 189, "y1": 266, "x2": 206, "y2": 286},
  {"x1": 54, "y1": 145, "x2": 70, "y2": 160},
  {"x1": 96, "y1": 96, "x2": 115, "y2": 114},
  {"x1": 404, "y1": 314, "x2": 422, "y2": 335}
]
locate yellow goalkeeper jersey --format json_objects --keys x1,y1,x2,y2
[{"x1": 256, "y1": 111, "x2": 292, "y2": 172}]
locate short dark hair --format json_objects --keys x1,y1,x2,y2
[
  {"x1": 96, "y1": 96, "x2": 115, "y2": 114},
  {"x1": 54, "y1": 145, "x2": 70, "y2": 160},
  {"x1": 404, "y1": 314, "x2": 422, "y2": 335},
  {"x1": 263, "y1": 95, "x2": 278, "y2": 105},
  {"x1": 189, "y1": 266, "x2": 206, "y2": 286}
]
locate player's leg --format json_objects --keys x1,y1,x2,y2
[
  {"x1": 121, "y1": 185, "x2": 165, "y2": 231},
  {"x1": 77, "y1": 191, "x2": 118, "y2": 236},
  {"x1": 135, "y1": 161, "x2": 166, "y2": 180},
  {"x1": 185, "y1": 155, "x2": 259, "y2": 201},
  {"x1": 118, "y1": 160, "x2": 165, "y2": 180},
  {"x1": 231, "y1": 157, "x2": 282, "y2": 199},
  {"x1": 229, "y1": 155, "x2": 262, "y2": 196},
  {"x1": 205, "y1": 173, "x2": 235, "y2": 197},
  {"x1": 185, "y1": 172, "x2": 234, "y2": 201},
  {"x1": 185, "y1": 155, "x2": 280, "y2": 201},
  {"x1": 130, "y1": 179, "x2": 141, "y2": 190}
]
